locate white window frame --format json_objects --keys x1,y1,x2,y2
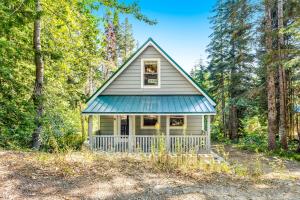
[
  {"x1": 141, "y1": 58, "x2": 161, "y2": 88},
  {"x1": 140, "y1": 115, "x2": 161, "y2": 129},
  {"x1": 169, "y1": 115, "x2": 187, "y2": 129}
]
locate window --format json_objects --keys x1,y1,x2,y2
[
  {"x1": 169, "y1": 116, "x2": 186, "y2": 129},
  {"x1": 141, "y1": 115, "x2": 160, "y2": 129},
  {"x1": 141, "y1": 59, "x2": 160, "y2": 88}
]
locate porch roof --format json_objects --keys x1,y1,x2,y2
[{"x1": 82, "y1": 95, "x2": 216, "y2": 115}]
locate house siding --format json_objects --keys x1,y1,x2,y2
[
  {"x1": 99, "y1": 116, "x2": 114, "y2": 135},
  {"x1": 102, "y1": 46, "x2": 200, "y2": 95},
  {"x1": 98, "y1": 115, "x2": 203, "y2": 136}
]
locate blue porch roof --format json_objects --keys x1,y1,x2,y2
[{"x1": 82, "y1": 95, "x2": 216, "y2": 115}]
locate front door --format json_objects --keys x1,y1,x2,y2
[{"x1": 120, "y1": 115, "x2": 129, "y2": 136}]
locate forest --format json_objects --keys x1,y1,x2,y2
[{"x1": 0, "y1": 0, "x2": 300, "y2": 160}]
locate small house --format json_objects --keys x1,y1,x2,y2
[{"x1": 82, "y1": 38, "x2": 216, "y2": 153}]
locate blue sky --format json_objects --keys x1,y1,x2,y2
[
  {"x1": 95, "y1": 0, "x2": 216, "y2": 73},
  {"x1": 124, "y1": 0, "x2": 216, "y2": 72}
]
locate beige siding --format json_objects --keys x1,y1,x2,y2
[
  {"x1": 102, "y1": 46, "x2": 200, "y2": 95},
  {"x1": 98, "y1": 115, "x2": 203, "y2": 136},
  {"x1": 99, "y1": 116, "x2": 114, "y2": 135},
  {"x1": 169, "y1": 116, "x2": 203, "y2": 135}
]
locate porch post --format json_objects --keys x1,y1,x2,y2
[
  {"x1": 166, "y1": 115, "x2": 170, "y2": 152},
  {"x1": 88, "y1": 115, "x2": 93, "y2": 149},
  {"x1": 207, "y1": 115, "x2": 211, "y2": 152},
  {"x1": 128, "y1": 115, "x2": 135, "y2": 153}
]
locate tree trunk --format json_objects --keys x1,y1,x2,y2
[
  {"x1": 229, "y1": 105, "x2": 238, "y2": 140},
  {"x1": 296, "y1": 115, "x2": 300, "y2": 153},
  {"x1": 265, "y1": 0, "x2": 276, "y2": 150},
  {"x1": 221, "y1": 73, "x2": 227, "y2": 137},
  {"x1": 79, "y1": 103, "x2": 85, "y2": 143},
  {"x1": 277, "y1": 0, "x2": 288, "y2": 149},
  {"x1": 31, "y1": 0, "x2": 44, "y2": 150}
]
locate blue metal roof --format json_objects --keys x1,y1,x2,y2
[{"x1": 83, "y1": 95, "x2": 216, "y2": 115}]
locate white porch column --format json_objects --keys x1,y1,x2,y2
[
  {"x1": 207, "y1": 115, "x2": 211, "y2": 152},
  {"x1": 88, "y1": 115, "x2": 93, "y2": 148},
  {"x1": 128, "y1": 115, "x2": 135, "y2": 152},
  {"x1": 166, "y1": 115, "x2": 170, "y2": 152}
]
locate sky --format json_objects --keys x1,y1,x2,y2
[
  {"x1": 124, "y1": 0, "x2": 216, "y2": 73},
  {"x1": 95, "y1": 0, "x2": 216, "y2": 73}
]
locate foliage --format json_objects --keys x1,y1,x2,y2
[
  {"x1": 0, "y1": 0, "x2": 155, "y2": 151},
  {"x1": 203, "y1": 0, "x2": 300, "y2": 155}
]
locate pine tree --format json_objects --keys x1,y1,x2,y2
[
  {"x1": 119, "y1": 17, "x2": 136, "y2": 63},
  {"x1": 207, "y1": 0, "x2": 229, "y2": 136},
  {"x1": 103, "y1": 9, "x2": 117, "y2": 79},
  {"x1": 263, "y1": 0, "x2": 277, "y2": 150},
  {"x1": 207, "y1": 0, "x2": 254, "y2": 139},
  {"x1": 226, "y1": 0, "x2": 254, "y2": 139}
]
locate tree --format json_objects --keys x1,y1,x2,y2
[
  {"x1": 264, "y1": 0, "x2": 277, "y2": 150},
  {"x1": 207, "y1": 0, "x2": 254, "y2": 140},
  {"x1": 32, "y1": 0, "x2": 44, "y2": 149},
  {"x1": 277, "y1": 0, "x2": 288, "y2": 149},
  {"x1": 0, "y1": 0, "x2": 156, "y2": 151},
  {"x1": 119, "y1": 17, "x2": 136, "y2": 63},
  {"x1": 207, "y1": 0, "x2": 229, "y2": 136}
]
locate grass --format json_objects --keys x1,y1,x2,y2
[{"x1": 214, "y1": 133, "x2": 300, "y2": 162}]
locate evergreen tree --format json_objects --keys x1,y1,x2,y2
[
  {"x1": 103, "y1": 9, "x2": 117, "y2": 79},
  {"x1": 119, "y1": 17, "x2": 136, "y2": 63},
  {"x1": 207, "y1": 0, "x2": 229, "y2": 136},
  {"x1": 207, "y1": 0, "x2": 254, "y2": 139}
]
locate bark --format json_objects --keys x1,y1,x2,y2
[
  {"x1": 296, "y1": 115, "x2": 300, "y2": 153},
  {"x1": 229, "y1": 105, "x2": 238, "y2": 140},
  {"x1": 278, "y1": 0, "x2": 288, "y2": 149},
  {"x1": 79, "y1": 103, "x2": 85, "y2": 142},
  {"x1": 221, "y1": 75, "x2": 227, "y2": 137},
  {"x1": 32, "y1": 0, "x2": 44, "y2": 150},
  {"x1": 265, "y1": 0, "x2": 276, "y2": 150}
]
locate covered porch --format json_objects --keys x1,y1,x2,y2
[{"x1": 83, "y1": 95, "x2": 215, "y2": 154}]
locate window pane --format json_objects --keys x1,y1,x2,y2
[
  {"x1": 143, "y1": 116, "x2": 158, "y2": 126},
  {"x1": 144, "y1": 74, "x2": 158, "y2": 85},
  {"x1": 170, "y1": 116, "x2": 184, "y2": 126},
  {"x1": 144, "y1": 61, "x2": 158, "y2": 86},
  {"x1": 144, "y1": 61, "x2": 157, "y2": 73}
]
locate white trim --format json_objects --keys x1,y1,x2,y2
[
  {"x1": 207, "y1": 115, "x2": 211, "y2": 150},
  {"x1": 132, "y1": 115, "x2": 136, "y2": 135},
  {"x1": 86, "y1": 42, "x2": 151, "y2": 105},
  {"x1": 141, "y1": 58, "x2": 161, "y2": 88},
  {"x1": 166, "y1": 115, "x2": 170, "y2": 151},
  {"x1": 86, "y1": 39, "x2": 216, "y2": 106},
  {"x1": 169, "y1": 115, "x2": 187, "y2": 129},
  {"x1": 147, "y1": 41, "x2": 216, "y2": 106},
  {"x1": 140, "y1": 115, "x2": 161, "y2": 129},
  {"x1": 201, "y1": 115, "x2": 205, "y2": 131},
  {"x1": 113, "y1": 115, "x2": 117, "y2": 136},
  {"x1": 83, "y1": 113, "x2": 216, "y2": 116}
]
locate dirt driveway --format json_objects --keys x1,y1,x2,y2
[{"x1": 0, "y1": 147, "x2": 299, "y2": 200}]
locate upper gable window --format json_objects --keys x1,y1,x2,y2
[{"x1": 141, "y1": 59, "x2": 160, "y2": 88}]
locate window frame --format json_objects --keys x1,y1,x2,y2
[
  {"x1": 169, "y1": 115, "x2": 187, "y2": 129},
  {"x1": 141, "y1": 58, "x2": 161, "y2": 88},
  {"x1": 140, "y1": 115, "x2": 161, "y2": 129}
]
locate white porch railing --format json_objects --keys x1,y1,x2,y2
[{"x1": 92, "y1": 135, "x2": 208, "y2": 154}]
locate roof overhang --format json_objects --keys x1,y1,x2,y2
[
  {"x1": 82, "y1": 95, "x2": 216, "y2": 116},
  {"x1": 86, "y1": 38, "x2": 216, "y2": 107}
]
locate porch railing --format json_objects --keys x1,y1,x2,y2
[{"x1": 92, "y1": 135, "x2": 208, "y2": 154}]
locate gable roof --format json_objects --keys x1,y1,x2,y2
[{"x1": 86, "y1": 38, "x2": 216, "y2": 106}]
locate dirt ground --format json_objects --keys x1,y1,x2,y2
[{"x1": 0, "y1": 146, "x2": 299, "y2": 200}]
